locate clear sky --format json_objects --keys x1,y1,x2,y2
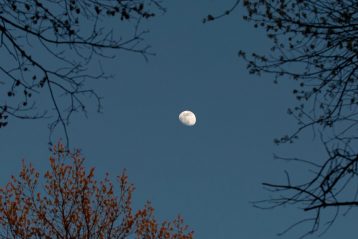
[{"x1": 1, "y1": 1, "x2": 358, "y2": 238}]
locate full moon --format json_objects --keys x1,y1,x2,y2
[{"x1": 179, "y1": 110, "x2": 196, "y2": 126}]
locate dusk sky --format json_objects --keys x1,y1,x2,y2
[{"x1": 1, "y1": 1, "x2": 358, "y2": 238}]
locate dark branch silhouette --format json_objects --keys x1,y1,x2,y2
[
  {"x1": 235, "y1": 0, "x2": 358, "y2": 237},
  {"x1": 203, "y1": 0, "x2": 240, "y2": 23},
  {"x1": 202, "y1": 0, "x2": 240, "y2": 23},
  {"x1": 0, "y1": 0, "x2": 163, "y2": 145}
]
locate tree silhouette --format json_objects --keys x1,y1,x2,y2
[
  {"x1": 0, "y1": 0, "x2": 164, "y2": 145},
  {"x1": 231, "y1": 0, "x2": 358, "y2": 237},
  {"x1": 0, "y1": 142, "x2": 193, "y2": 239}
]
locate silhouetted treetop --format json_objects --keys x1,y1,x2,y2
[
  {"x1": 0, "y1": 0, "x2": 163, "y2": 145},
  {"x1": 236, "y1": 0, "x2": 358, "y2": 237},
  {"x1": 203, "y1": 0, "x2": 358, "y2": 237},
  {"x1": 239, "y1": 0, "x2": 358, "y2": 144}
]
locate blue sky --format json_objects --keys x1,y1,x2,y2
[{"x1": 1, "y1": 1, "x2": 358, "y2": 238}]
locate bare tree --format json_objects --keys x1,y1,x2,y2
[
  {"x1": 0, "y1": 0, "x2": 164, "y2": 145},
  {"x1": 0, "y1": 142, "x2": 194, "y2": 239},
  {"x1": 225, "y1": 0, "x2": 358, "y2": 237}
]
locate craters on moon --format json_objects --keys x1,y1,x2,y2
[{"x1": 179, "y1": 110, "x2": 196, "y2": 126}]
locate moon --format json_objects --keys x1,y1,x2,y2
[{"x1": 179, "y1": 110, "x2": 196, "y2": 126}]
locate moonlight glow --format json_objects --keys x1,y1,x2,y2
[{"x1": 179, "y1": 111, "x2": 196, "y2": 126}]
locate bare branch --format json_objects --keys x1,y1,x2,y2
[{"x1": 0, "y1": 0, "x2": 164, "y2": 146}]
